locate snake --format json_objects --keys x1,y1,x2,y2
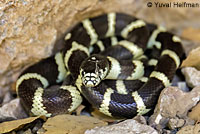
[{"x1": 16, "y1": 12, "x2": 184, "y2": 118}]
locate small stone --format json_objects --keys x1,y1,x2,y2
[
  {"x1": 85, "y1": 119, "x2": 158, "y2": 134},
  {"x1": 149, "y1": 86, "x2": 200, "y2": 129},
  {"x1": 37, "y1": 128, "x2": 46, "y2": 134},
  {"x1": 168, "y1": 118, "x2": 185, "y2": 129},
  {"x1": 0, "y1": 98, "x2": 28, "y2": 120},
  {"x1": 32, "y1": 120, "x2": 43, "y2": 133},
  {"x1": 162, "y1": 129, "x2": 176, "y2": 134},
  {"x1": 182, "y1": 67, "x2": 200, "y2": 88},
  {"x1": 23, "y1": 129, "x2": 32, "y2": 134},
  {"x1": 177, "y1": 82, "x2": 190, "y2": 92},
  {"x1": 133, "y1": 115, "x2": 147, "y2": 125}
]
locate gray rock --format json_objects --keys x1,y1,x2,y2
[
  {"x1": 0, "y1": 98, "x2": 28, "y2": 120},
  {"x1": 85, "y1": 119, "x2": 158, "y2": 134},
  {"x1": 149, "y1": 86, "x2": 199, "y2": 130},
  {"x1": 2, "y1": 91, "x2": 13, "y2": 105},
  {"x1": 133, "y1": 115, "x2": 147, "y2": 125},
  {"x1": 177, "y1": 82, "x2": 190, "y2": 92},
  {"x1": 182, "y1": 67, "x2": 200, "y2": 88}
]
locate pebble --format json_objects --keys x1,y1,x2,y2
[
  {"x1": 182, "y1": 67, "x2": 200, "y2": 88},
  {"x1": 168, "y1": 117, "x2": 185, "y2": 129}
]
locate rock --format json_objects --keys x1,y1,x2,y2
[
  {"x1": 0, "y1": 98, "x2": 28, "y2": 120},
  {"x1": 0, "y1": 87, "x2": 10, "y2": 105},
  {"x1": 85, "y1": 119, "x2": 158, "y2": 134},
  {"x1": 181, "y1": 40, "x2": 200, "y2": 56},
  {"x1": 168, "y1": 117, "x2": 185, "y2": 130},
  {"x1": 162, "y1": 129, "x2": 177, "y2": 134},
  {"x1": 22, "y1": 129, "x2": 32, "y2": 134},
  {"x1": 182, "y1": 28, "x2": 200, "y2": 42},
  {"x1": 182, "y1": 67, "x2": 200, "y2": 88},
  {"x1": 0, "y1": 116, "x2": 16, "y2": 123},
  {"x1": 32, "y1": 119, "x2": 44, "y2": 134},
  {"x1": 181, "y1": 46, "x2": 200, "y2": 70},
  {"x1": 177, "y1": 82, "x2": 190, "y2": 92},
  {"x1": 37, "y1": 128, "x2": 46, "y2": 134},
  {"x1": 149, "y1": 86, "x2": 200, "y2": 130},
  {"x1": 2, "y1": 91, "x2": 13, "y2": 105},
  {"x1": 133, "y1": 115, "x2": 147, "y2": 125}
]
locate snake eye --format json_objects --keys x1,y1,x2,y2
[{"x1": 80, "y1": 70, "x2": 85, "y2": 77}]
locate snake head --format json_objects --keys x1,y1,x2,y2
[{"x1": 80, "y1": 54, "x2": 109, "y2": 87}]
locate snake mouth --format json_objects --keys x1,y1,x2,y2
[
  {"x1": 84, "y1": 80, "x2": 97, "y2": 87},
  {"x1": 81, "y1": 73, "x2": 101, "y2": 87},
  {"x1": 82, "y1": 76, "x2": 101, "y2": 87}
]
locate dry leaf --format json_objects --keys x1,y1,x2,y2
[
  {"x1": 91, "y1": 109, "x2": 124, "y2": 122},
  {"x1": 11, "y1": 82, "x2": 17, "y2": 93},
  {"x1": 188, "y1": 102, "x2": 200, "y2": 121},
  {"x1": 177, "y1": 121, "x2": 200, "y2": 134},
  {"x1": 177, "y1": 125, "x2": 194, "y2": 134},
  {"x1": 42, "y1": 114, "x2": 107, "y2": 134},
  {"x1": 181, "y1": 47, "x2": 200, "y2": 70},
  {"x1": 182, "y1": 27, "x2": 200, "y2": 42},
  {"x1": 0, "y1": 116, "x2": 46, "y2": 133},
  {"x1": 194, "y1": 121, "x2": 200, "y2": 134}
]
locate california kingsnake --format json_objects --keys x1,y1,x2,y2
[{"x1": 16, "y1": 13, "x2": 184, "y2": 118}]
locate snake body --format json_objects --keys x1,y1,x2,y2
[{"x1": 16, "y1": 13, "x2": 184, "y2": 118}]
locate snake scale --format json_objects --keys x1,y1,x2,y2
[{"x1": 16, "y1": 12, "x2": 184, "y2": 118}]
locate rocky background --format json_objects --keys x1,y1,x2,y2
[{"x1": 0, "y1": 0, "x2": 200, "y2": 134}]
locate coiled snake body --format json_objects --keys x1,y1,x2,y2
[{"x1": 16, "y1": 13, "x2": 184, "y2": 118}]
